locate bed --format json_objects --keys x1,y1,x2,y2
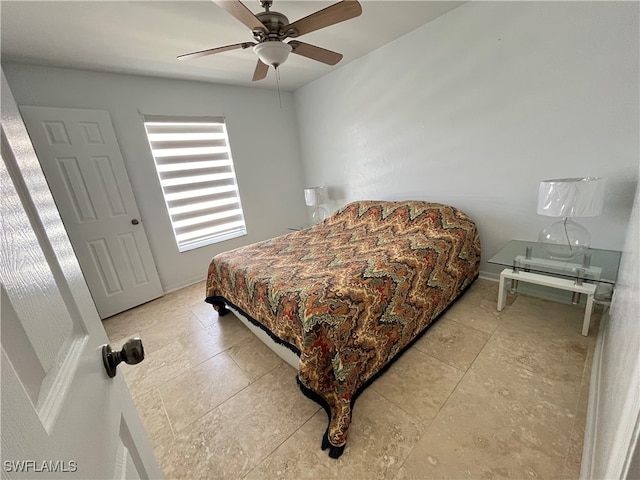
[{"x1": 205, "y1": 200, "x2": 481, "y2": 458}]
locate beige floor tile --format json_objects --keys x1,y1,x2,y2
[
  {"x1": 158, "y1": 352, "x2": 252, "y2": 433},
  {"x1": 138, "y1": 309, "x2": 206, "y2": 354},
  {"x1": 154, "y1": 407, "x2": 252, "y2": 480},
  {"x1": 155, "y1": 365, "x2": 319, "y2": 479},
  {"x1": 215, "y1": 365, "x2": 321, "y2": 466},
  {"x1": 132, "y1": 389, "x2": 174, "y2": 449},
  {"x1": 396, "y1": 396, "x2": 562, "y2": 479},
  {"x1": 461, "y1": 278, "x2": 516, "y2": 308},
  {"x1": 562, "y1": 359, "x2": 593, "y2": 477},
  {"x1": 442, "y1": 294, "x2": 503, "y2": 334},
  {"x1": 482, "y1": 325, "x2": 588, "y2": 384},
  {"x1": 244, "y1": 412, "x2": 337, "y2": 480},
  {"x1": 456, "y1": 352, "x2": 581, "y2": 429},
  {"x1": 562, "y1": 401, "x2": 587, "y2": 477},
  {"x1": 225, "y1": 333, "x2": 285, "y2": 382},
  {"x1": 330, "y1": 388, "x2": 426, "y2": 479},
  {"x1": 103, "y1": 307, "x2": 157, "y2": 341},
  {"x1": 249, "y1": 388, "x2": 426, "y2": 480},
  {"x1": 398, "y1": 352, "x2": 581, "y2": 479},
  {"x1": 481, "y1": 296, "x2": 591, "y2": 383},
  {"x1": 157, "y1": 281, "x2": 206, "y2": 311},
  {"x1": 464, "y1": 278, "x2": 500, "y2": 299},
  {"x1": 121, "y1": 341, "x2": 194, "y2": 399},
  {"x1": 413, "y1": 318, "x2": 491, "y2": 371},
  {"x1": 190, "y1": 301, "x2": 219, "y2": 327},
  {"x1": 499, "y1": 295, "x2": 593, "y2": 340},
  {"x1": 371, "y1": 348, "x2": 464, "y2": 423},
  {"x1": 177, "y1": 320, "x2": 254, "y2": 367},
  {"x1": 103, "y1": 286, "x2": 205, "y2": 342}
]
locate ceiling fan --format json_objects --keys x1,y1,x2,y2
[{"x1": 178, "y1": 0, "x2": 362, "y2": 81}]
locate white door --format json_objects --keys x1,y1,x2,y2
[
  {"x1": 1, "y1": 71, "x2": 162, "y2": 479},
  {"x1": 18, "y1": 105, "x2": 163, "y2": 319}
]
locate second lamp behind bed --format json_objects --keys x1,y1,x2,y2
[{"x1": 304, "y1": 186, "x2": 328, "y2": 224}]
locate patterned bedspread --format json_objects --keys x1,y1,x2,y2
[{"x1": 205, "y1": 201, "x2": 481, "y2": 457}]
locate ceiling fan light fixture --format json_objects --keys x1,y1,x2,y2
[{"x1": 253, "y1": 41, "x2": 292, "y2": 67}]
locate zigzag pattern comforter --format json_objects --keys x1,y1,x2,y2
[{"x1": 205, "y1": 201, "x2": 481, "y2": 457}]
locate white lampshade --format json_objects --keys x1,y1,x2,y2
[
  {"x1": 253, "y1": 42, "x2": 292, "y2": 67},
  {"x1": 304, "y1": 186, "x2": 327, "y2": 207},
  {"x1": 537, "y1": 177, "x2": 605, "y2": 218}
]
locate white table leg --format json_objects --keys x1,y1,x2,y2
[
  {"x1": 495, "y1": 268, "x2": 597, "y2": 336},
  {"x1": 582, "y1": 293, "x2": 595, "y2": 336},
  {"x1": 497, "y1": 270, "x2": 508, "y2": 311}
]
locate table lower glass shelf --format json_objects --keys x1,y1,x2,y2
[{"x1": 488, "y1": 240, "x2": 622, "y2": 336}]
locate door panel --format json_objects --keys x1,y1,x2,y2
[
  {"x1": 19, "y1": 106, "x2": 162, "y2": 318},
  {"x1": 93, "y1": 155, "x2": 127, "y2": 215},
  {"x1": 89, "y1": 238, "x2": 124, "y2": 295},
  {"x1": 57, "y1": 156, "x2": 99, "y2": 221},
  {"x1": 1, "y1": 71, "x2": 161, "y2": 479}
]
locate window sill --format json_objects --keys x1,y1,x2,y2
[{"x1": 177, "y1": 228, "x2": 247, "y2": 253}]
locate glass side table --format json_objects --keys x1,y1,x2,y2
[
  {"x1": 287, "y1": 224, "x2": 313, "y2": 231},
  {"x1": 488, "y1": 240, "x2": 622, "y2": 336}
]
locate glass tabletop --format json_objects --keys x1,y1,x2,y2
[{"x1": 488, "y1": 240, "x2": 622, "y2": 285}]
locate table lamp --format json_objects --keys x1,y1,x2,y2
[
  {"x1": 537, "y1": 177, "x2": 605, "y2": 258},
  {"x1": 304, "y1": 186, "x2": 328, "y2": 224}
]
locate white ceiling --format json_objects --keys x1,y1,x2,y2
[{"x1": 1, "y1": 1, "x2": 464, "y2": 91}]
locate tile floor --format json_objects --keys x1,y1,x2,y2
[{"x1": 103, "y1": 279, "x2": 597, "y2": 479}]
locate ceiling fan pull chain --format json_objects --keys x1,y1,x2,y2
[{"x1": 275, "y1": 66, "x2": 283, "y2": 109}]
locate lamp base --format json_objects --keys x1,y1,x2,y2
[
  {"x1": 538, "y1": 218, "x2": 591, "y2": 259},
  {"x1": 312, "y1": 206, "x2": 328, "y2": 224}
]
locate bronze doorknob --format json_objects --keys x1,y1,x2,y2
[{"x1": 102, "y1": 338, "x2": 144, "y2": 378}]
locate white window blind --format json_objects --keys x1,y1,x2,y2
[{"x1": 143, "y1": 115, "x2": 247, "y2": 252}]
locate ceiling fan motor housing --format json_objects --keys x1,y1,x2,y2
[{"x1": 254, "y1": 11, "x2": 290, "y2": 41}]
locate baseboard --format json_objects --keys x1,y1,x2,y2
[
  {"x1": 170, "y1": 272, "x2": 501, "y2": 297},
  {"x1": 580, "y1": 306, "x2": 608, "y2": 478},
  {"x1": 478, "y1": 271, "x2": 500, "y2": 282},
  {"x1": 162, "y1": 276, "x2": 207, "y2": 295}
]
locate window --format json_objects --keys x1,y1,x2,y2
[{"x1": 143, "y1": 116, "x2": 247, "y2": 252}]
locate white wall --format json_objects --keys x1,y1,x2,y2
[
  {"x1": 294, "y1": 1, "x2": 639, "y2": 277},
  {"x1": 2, "y1": 64, "x2": 308, "y2": 292},
  {"x1": 583, "y1": 181, "x2": 639, "y2": 478}
]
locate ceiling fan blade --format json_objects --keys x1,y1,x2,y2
[
  {"x1": 252, "y1": 59, "x2": 269, "y2": 81},
  {"x1": 280, "y1": 1, "x2": 362, "y2": 38},
  {"x1": 177, "y1": 42, "x2": 255, "y2": 61},
  {"x1": 212, "y1": 0, "x2": 267, "y2": 34},
  {"x1": 289, "y1": 41, "x2": 343, "y2": 66}
]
